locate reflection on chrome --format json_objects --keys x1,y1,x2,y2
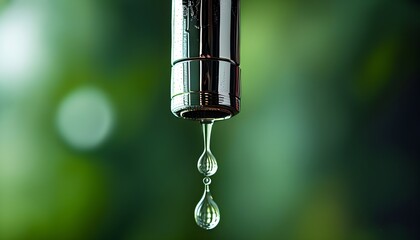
[{"x1": 171, "y1": 0, "x2": 241, "y2": 121}]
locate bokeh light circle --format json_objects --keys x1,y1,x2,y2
[{"x1": 56, "y1": 86, "x2": 114, "y2": 150}]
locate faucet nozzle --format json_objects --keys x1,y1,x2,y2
[{"x1": 171, "y1": 0, "x2": 241, "y2": 121}]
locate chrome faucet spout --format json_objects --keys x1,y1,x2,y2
[{"x1": 171, "y1": 0, "x2": 241, "y2": 121}]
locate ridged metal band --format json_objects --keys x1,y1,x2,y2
[{"x1": 171, "y1": 59, "x2": 240, "y2": 120}]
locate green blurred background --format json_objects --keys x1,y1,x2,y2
[{"x1": 0, "y1": 0, "x2": 419, "y2": 239}]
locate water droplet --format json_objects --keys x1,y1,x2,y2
[
  {"x1": 203, "y1": 176, "x2": 211, "y2": 185},
  {"x1": 197, "y1": 121, "x2": 218, "y2": 176},
  {"x1": 194, "y1": 179, "x2": 220, "y2": 230}
]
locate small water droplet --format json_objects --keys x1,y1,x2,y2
[
  {"x1": 194, "y1": 179, "x2": 220, "y2": 230},
  {"x1": 197, "y1": 121, "x2": 218, "y2": 176},
  {"x1": 203, "y1": 177, "x2": 211, "y2": 185}
]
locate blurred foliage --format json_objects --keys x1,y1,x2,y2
[{"x1": 0, "y1": 0, "x2": 419, "y2": 239}]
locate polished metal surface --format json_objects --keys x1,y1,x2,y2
[{"x1": 171, "y1": 0, "x2": 241, "y2": 121}]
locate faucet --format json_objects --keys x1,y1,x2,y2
[{"x1": 171, "y1": 0, "x2": 241, "y2": 122}]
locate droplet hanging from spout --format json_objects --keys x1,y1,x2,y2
[{"x1": 197, "y1": 121, "x2": 218, "y2": 176}]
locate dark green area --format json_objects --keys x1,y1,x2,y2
[{"x1": 0, "y1": 0, "x2": 418, "y2": 239}]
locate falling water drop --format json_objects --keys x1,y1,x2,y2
[
  {"x1": 197, "y1": 121, "x2": 218, "y2": 176},
  {"x1": 194, "y1": 177, "x2": 220, "y2": 230}
]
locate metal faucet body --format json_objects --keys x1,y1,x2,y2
[{"x1": 171, "y1": 0, "x2": 241, "y2": 121}]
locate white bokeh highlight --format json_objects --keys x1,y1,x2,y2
[
  {"x1": 56, "y1": 86, "x2": 114, "y2": 150},
  {"x1": 0, "y1": 3, "x2": 47, "y2": 94}
]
